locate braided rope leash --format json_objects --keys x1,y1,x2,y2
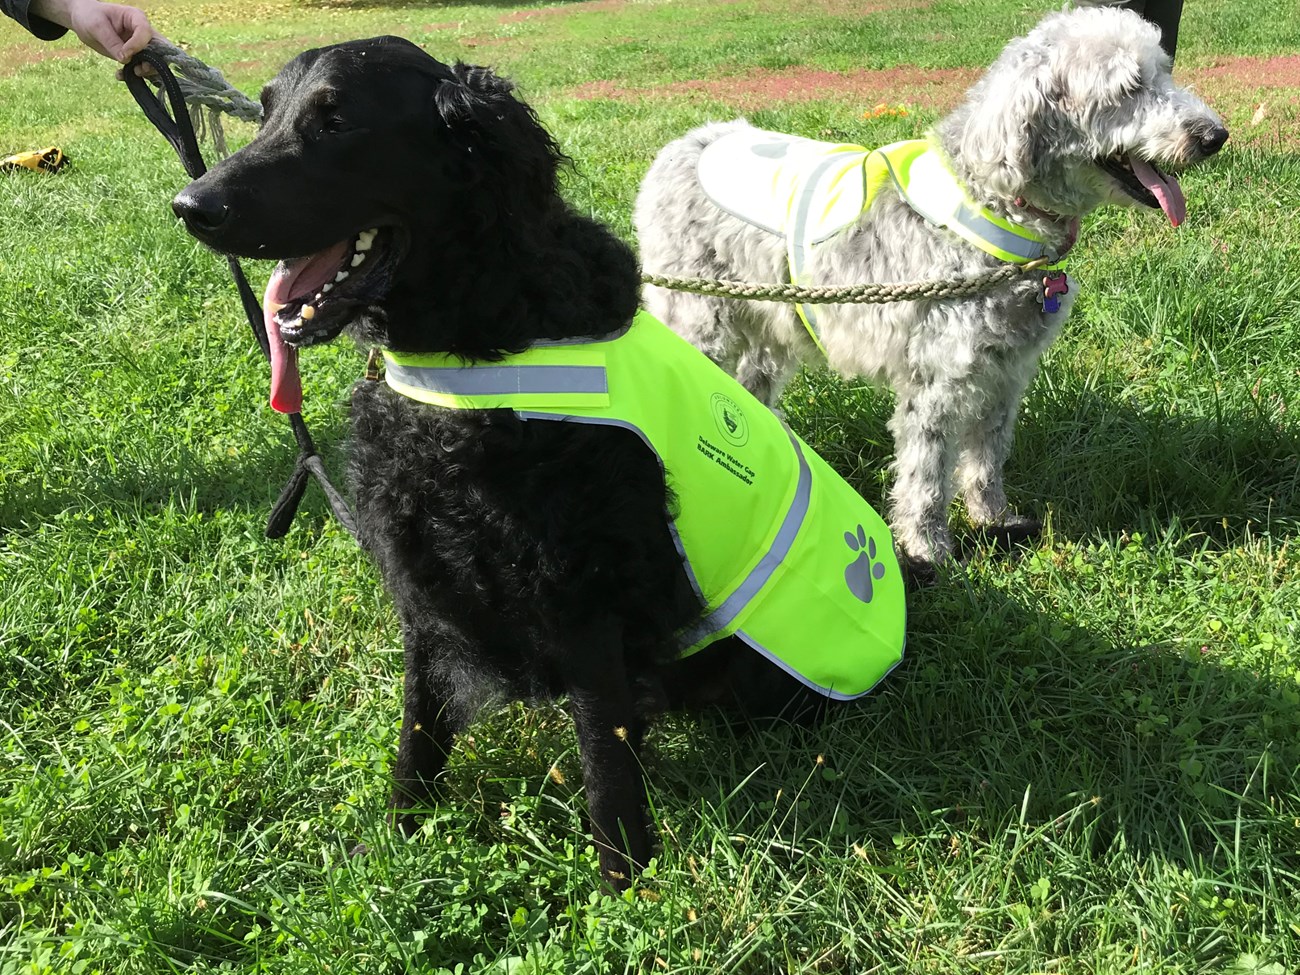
[
  {"x1": 138, "y1": 39, "x2": 263, "y2": 157},
  {"x1": 642, "y1": 257, "x2": 1051, "y2": 306}
]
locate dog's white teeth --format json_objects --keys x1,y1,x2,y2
[
  {"x1": 351, "y1": 252, "x2": 366, "y2": 268},
  {"x1": 356, "y1": 228, "x2": 377, "y2": 251},
  {"x1": 335, "y1": 270, "x2": 349, "y2": 283},
  {"x1": 300, "y1": 304, "x2": 316, "y2": 321},
  {"x1": 322, "y1": 282, "x2": 333, "y2": 294}
]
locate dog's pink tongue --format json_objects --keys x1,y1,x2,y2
[
  {"x1": 1129, "y1": 156, "x2": 1187, "y2": 227},
  {"x1": 264, "y1": 265, "x2": 303, "y2": 415},
  {"x1": 260, "y1": 242, "x2": 350, "y2": 415}
]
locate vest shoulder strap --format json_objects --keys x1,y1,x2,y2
[{"x1": 877, "y1": 142, "x2": 1054, "y2": 264}]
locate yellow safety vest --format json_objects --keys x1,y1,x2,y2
[
  {"x1": 381, "y1": 311, "x2": 906, "y2": 700},
  {"x1": 697, "y1": 132, "x2": 1062, "y2": 353}
]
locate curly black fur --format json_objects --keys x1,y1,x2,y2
[{"x1": 174, "y1": 36, "x2": 815, "y2": 886}]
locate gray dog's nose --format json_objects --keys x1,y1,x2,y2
[
  {"x1": 1200, "y1": 125, "x2": 1229, "y2": 156},
  {"x1": 172, "y1": 189, "x2": 230, "y2": 235}
]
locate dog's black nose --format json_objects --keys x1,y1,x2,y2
[
  {"x1": 172, "y1": 189, "x2": 230, "y2": 235},
  {"x1": 1199, "y1": 125, "x2": 1229, "y2": 156}
]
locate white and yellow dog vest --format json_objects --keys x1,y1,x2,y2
[{"x1": 697, "y1": 129, "x2": 1062, "y2": 352}]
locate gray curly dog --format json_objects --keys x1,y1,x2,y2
[{"x1": 635, "y1": 6, "x2": 1227, "y2": 571}]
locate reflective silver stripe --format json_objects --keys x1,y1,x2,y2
[
  {"x1": 879, "y1": 148, "x2": 1049, "y2": 264},
  {"x1": 529, "y1": 324, "x2": 630, "y2": 347},
  {"x1": 679, "y1": 432, "x2": 813, "y2": 647},
  {"x1": 953, "y1": 202, "x2": 1048, "y2": 261},
  {"x1": 797, "y1": 301, "x2": 822, "y2": 335},
  {"x1": 796, "y1": 300, "x2": 822, "y2": 336},
  {"x1": 386, "y1": 362, "x2": 608, "y2": 396},
  {"x1": 788, "y1": 154, "x2": 846, "y2": 341},
  {"x1": 733, "y1": 627, "x2": 907, "y2": 701}
]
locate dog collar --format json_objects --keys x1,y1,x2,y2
[{"x1": 1013, "y1": 197, "x2": 1081, "y2": 259}]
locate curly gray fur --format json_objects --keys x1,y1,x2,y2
[{"x1": 635, "y1": 6, "x2": 1226, "y2": 568}]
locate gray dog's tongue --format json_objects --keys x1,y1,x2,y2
[{"x1": 1129, "y1": 156, "x2": 1186, "y2": 227}]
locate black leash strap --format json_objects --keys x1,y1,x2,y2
[{"x1": 123, "y1": 48, "x2": 358, "y2": 541}]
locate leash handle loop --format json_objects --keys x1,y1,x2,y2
[
  {"x1": 123, "y1": 46, "x2": 359, "y2": 541},
  {"x1": 123, "y1": 45, "x2": 208, "y2": 180}
]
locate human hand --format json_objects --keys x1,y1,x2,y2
[
  {"x1": 68, "y1": 0, "x2": 153, "y2": 62},
  {"x1": 30, "y1": 0, "x2": 154, "y2": 63}
]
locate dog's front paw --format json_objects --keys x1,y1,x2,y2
[
  {"x1": 976, "y1": 513, "x2": 1042, "y2": 551},
  {"x1": 890, "y1": 518, "x2": 956, "y2": 582},
  {"x1": 900, "y1": 554, "x2": 940, "y2": 588},
  {"x1": 387, "y1": 782, "x2": 438, "y2": 838}
]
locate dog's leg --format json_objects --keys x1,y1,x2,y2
[
  {"x1": 649, "y1": 289, "x2": 795, "y2": 408},
  {"x1": 561, "y1": 619, "x2": 651, "y2": 890},
  {"x1": 734, "y1": 336, "x2": 797, "y2": 410},
  {"x1": 646, "y1": 289, "x2": 738, "y2": 369},
  {"x1": 956, "y1": 381, "x2": 1041, "y2": 548},
  {"x1": 389, "y1": 631, "x2": 462, "y2": 836},
  {"x1": 887, "y1": 379, "x2": 960, "y2": 572}
]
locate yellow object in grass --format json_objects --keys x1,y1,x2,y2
[
  {"x1": 862, "y1": 104, "x2": 909, "y2": 119},
  {"x1": 0, "y1": 147, "x2": 69, "y2": 174}
]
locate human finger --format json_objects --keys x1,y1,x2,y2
[{"x1": 115, "y1": 7, "x2": 154, "y2": 62}]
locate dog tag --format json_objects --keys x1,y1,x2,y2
[{"x1": 1039, "y1": 270, "x2": 1069, "y2": 313}]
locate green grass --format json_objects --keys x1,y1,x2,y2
[{"x1": 2, "y1": 0, "x2": 1300, "y2": 971}]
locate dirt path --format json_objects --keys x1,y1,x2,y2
[
  {"x1": 572, "y1": 64, "x2": 979, "y2": 111},
  {"x1": 568, "y1": 53, "x2": 1300, "y2": 114},
  {"x1": 0, "y1": 44, "x2": 82, "y2": 78}
]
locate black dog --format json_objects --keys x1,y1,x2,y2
[{"x1": 173, "y1": 36, "x2": 823, "y2": 886}]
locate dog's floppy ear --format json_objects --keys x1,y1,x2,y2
[
  {"x1": 432, "y1": 63, "x2": 563, "y2": 217},
  {"x1": 952, "y1": 41, "x2": 1051, "y2": 198}
]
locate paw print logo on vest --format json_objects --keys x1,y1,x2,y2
[
  {"x1": 844, "y1": 524, "x2": 887, "y2": 603},
  {"x1": 750, "y1": 140, "x2": 790, "y2": 160}
]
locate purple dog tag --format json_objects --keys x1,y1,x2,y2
[{"x1": 1040, "y1": 271, "x2": 1069, "y2": 314}]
